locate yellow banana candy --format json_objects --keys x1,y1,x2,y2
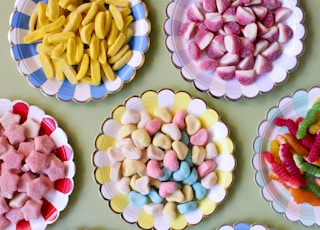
[
  {"x1": 76, "y1": 53, "x2": 90, "y2": 80},
  {"x1": 94, "y1": 11, "x2": 107, "y2": 39},
  {"x1": 109, "y1": 4, "x2": 124, "y2": 30},
  {"x1": 112, "y1": 49, "x2": 132, "y2": 71},
  {"x1": 39, "y1": 53, "x2": 55, "y2": 79},
  {"x1": 104, "y1": 0, "x2": 130, "y2": 8}
]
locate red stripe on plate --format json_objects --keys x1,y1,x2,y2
[
  {"x1": 13, "y1": 101, "x2": 29, "y2": 123},
  {"x1": 16, "y1": 219, "x2": 31, "y2": 230},
  {"x1": 40, "y1": 117, "x2": 57, "y2": 136},
  {"x1": 56, "y1": 145, "x2": 73, "y2": 161},
  {"x1": 55, "y1": 178, "x2": 73, "y2": 194},
  {"x1": 41, "y1": 198, "x2": 58, "y2": 222}
]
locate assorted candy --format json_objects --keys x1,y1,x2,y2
[
  {"x1": 0, "y1": 110, "x2": 66, "y2": 228},
  {"x1": 263, "y1": 99, "x2": 320, "y2": 206},
  {"x1": 24, "y1": 0, "x2": 134, "y2": 85},
  {"x1": 180, "y1": 0, "x2": 293, "y2": 85},
  {"x1": 107, "y1": 107, "x2": 219, "y2": 219}
]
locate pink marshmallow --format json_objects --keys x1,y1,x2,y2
[
  {"x1": 220, "y1": 53, "x2": 240, "y2": 66},
  {"x1": 278, "y1": 23, "x2": 293, "y2": 44},
  {"x1": 254, "y1": 39, "x2": 269, "y2": 56},
  {"x1": 195, "y1": 28, "x2": 214, "y2": 50},
  {"x1": 239, "y1": 38, "x2": 254, "y2": 58},
  {"x1": 190, "y1": 128, "x2": 209, "y2": 146},
  {"x1": 235, "y1": 69, "x2": 257, "y2": 85},
  {"x1": 254, "y1": 54, "x2": 272, "y2": 75},
  {"x1": 216, "y1": 66, "x2": 236, "y2": 80},
  {"x1": 224, "y1": 34, "x2": 242, "y2": 54},
  {"x1": 204, "y1": 14, "x2": 223, "y2": 32},
  {"x1": 223, "y1": 21, "x2": 241, "y2": 35},
  {"x1": 252, "y1": 5, "x2": 268, "y2": 21},
  {"x1": 238, "y1": 55, "x2": 255, "y2": 70},
  {"x1": 203, "y1": 0, "x2": 217, "y2": 12},
  {"x1": 163, "y1": 150, "x2": 179, "y2": 171},
  {"x1": 274, "y1": 7, "x2": 292, "y2": 23},
  {"x1": 236, "y1": 6, "x2": 256, "y2": 25},
  {"x1": 262, "y1": 0, "x2": 281, "y2": 10},
  {"x1": 187, "y1": 3, "x2": 204, "y2": 22},
  {"x1": 242, "y1": 23, "x2": 258, "y2": 42},
  {"x1": 159, "y1": 181, "x2": 178, "y2": 198},
  {"x1": 172, "y1": 110, "x2": 187, "y2": 129},
  {"x1": 262, "y1": 11, "x2": 275, "y2": 27},
  {"x1": 261, "y1": 41, "x2": 282, "y2": 61},
  {"x1": 261, "y1": 26, "x2": 279, "y2": 42},
  {"x1": 145, "y1": 119, "x2": 162, "y2": 136},
  {"x1": 187, "y1": 41, "x2": 201, "y2": 60},
  {"x1": 179, "y1": 22, "x2": 196, "y2": 40},
  {"x1": 146, "y1": 159, "x2": 163, "y2": 179},
  {"x1": 216, "y1": 0, "x2": 232, "y2": 13},
  {"x1": 199, "y1": 59, "x2": 219, "y2": 72},
  {"x1": 197, "y1": 160, "x2": 217, "y2": 178}
]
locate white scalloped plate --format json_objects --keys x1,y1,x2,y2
[
  {"x1": 93, "y1": 88, "x2": 236, "y2": 229},
  {"x1": 9, "y1": 0, "x2": 150, "y2": 103},
  {"x1": 164, "y1": 0, "x2": 305, "y2": 100},
  {"x1": 252, "y1": 87, "x2": 320, "y2": 227},
  {"x1": 0, "y1": 99, "x2": 75, "y2": 229}
]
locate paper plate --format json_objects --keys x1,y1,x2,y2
[
  {"x1": 252, "y1": 87, "x2": 320, "y2": 227},
  {"x1": 92, "y1": 88, "x2": 235, "y2": 229},
  {"x1": 164, "y1": 0, "x2": 305, "y2": 100},
  {"x1": 9, "y1": 0, "x2": 150, "y2": 103},
  {"x1": 0, "y1": 99, "x2": 75, "y2": 229},
  {"x1": 217, "y1": 222, "x2": 273, "y2": 230}
]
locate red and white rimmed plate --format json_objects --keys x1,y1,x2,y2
[
  {"x1": 164, "y1": 0, "x2": 305, "y2": 101},
  {"x1": 0, "y1": 99, "x2": 75, "y2": 229},
  {"x1": 217, "y1": 222, "x2": 274, "y2": 230},
  {"x1": 9, "y1": 0, "x2": 150, "y2": 103},
  {"x1": 252, "y1": 87, "x2": 320, "y2": 227},
  {"x1": 92, "y1": 88, "x2": 235, "y2": 229}
]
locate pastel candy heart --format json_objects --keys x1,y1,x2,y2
[
  {"x1": 205, "y1": 142, "x2": 218, "y2": 159},
  {"x1": 190, "y1": 128, "x2": 209, "y2": 146},
  {"x1": 172, "y1": 141, "x2": 189, "y2": 160},
  {"x1": 163, "y1": 202, "x2": 177, "y2": 220},
  {"x1": 159, "y1": 182, "x2": 178, "y2": 198},
  {"x1": 166, "y1": 189, "x2": 185, "y2": 203},
  {"x1": 144, "y1": 203, "x2": 163, "y2": 215},
  {"x1": 192, "y1": 146, "x2": 207, "y2": 165},
  {"x1": 147, "y1": 159, "x2": 163, "y2": 179},
  {"x1": 129, "y1": 191, "x2": 148, "y2": 206},
  {"x1": 147, "y1": 144, "x2": 165, "y2": 161},
  {"x1": 137, "y1": 111, "x2": 152, "y2": 129},
  {"x1": 116, "y1": 177, "x2": 130, "y2": 195},
  {"x1": 172, "y1": 110, "x2": 187, "y2": 129},
  {"x1": 181, "y1": 131, "x2": 190, "y2": 145},
  {"x1": 177, "y1": 201, "x2": 197, "y2": 214},
  {"x1": 192, "y1": 182, "x2": 207, "y2": 200},
  {"x1": 159, "y1": 167, "x2": 173, "y2": 181},
  {"x1": 182, "y1": 184, "x2": 194, "y2": 202},
  {"x1": 121, "y1": 110, "x2": 140, "y2": 125},
  {"x1": 154, "y1": 107, "x2": 172, "y2": 123},
  {"x1": 152, "y1": 133, "x2": 171, "y2": 150},
  {"x1": 183, "y1": 167, "x2": 198, "y2": 185},
  {"x1": 118, "y1": 124, "x2": 136, "y2": 138},
  {"x1": 148, "y1": 188, "x2": 164, "y2": 204},
  {"x1": 135, "y1": 175, "x2": 150, "y2": 195},
  {"x1": 161, "y1": 123, "x2": 181, "y2": 141},
  {"x1": 197, "y1": 159, "x2": 217, "y2": 178},
  {"x1": 163, "y1": 150, "x2": 179, "y2": 171},
  {"x1": 173, "y1": 161, "x2": 190, "y2": 181},
  {"x1": 145, "y1": 119, "x2": 162, "y2": 136},
  {"x1": 201, "y1": 171, "x2": 217, "y2": 189},
  {"x1": 185, "y1": 114, "x2": 201, "y2": 135},
  {"x1": 131, "y1": 128, "x2": 151, "y2": 148}
]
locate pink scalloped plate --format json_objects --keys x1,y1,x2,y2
[
  {"x1": 0, "y1": 99, "x2": 75, "y2": 229},
  {"x1": 164, "y1": 0, "x2": 305, "y2": 100}
]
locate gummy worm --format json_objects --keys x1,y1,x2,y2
[
  {"x1": 296, "y1": 101, "x2": 320, "y2": 139},
  {"x1": 282, "y1": 133, "x2": 309, "y2": 157},
  {"x1": 308, "y1": 131, "x2": 320, "y2": 162},
  {"x1": 293, "y1": 153, "x2": 320, "y2": 177}
]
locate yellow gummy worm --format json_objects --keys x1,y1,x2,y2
[
  {"x1": 47, "y1": 31, "x2": 75, "y2": 44},
  {"x1": 61, "y1": 59, "x2": 78, "y2": 84},
  {"x1": 104, "y1": 0, "x2": 130, "y2": 8},
  {"x1": 95, "y1": 11, "x2": 107, "y2": 39},
  {"x1": 112, "y1": 49, "x2": 132, "y2": 71},
  {"x1": 46, "y1": 0, "x2": 60, "y2": 21},
  {"x1": 67, "y1": 37, "x2": 77, "y2": 65},
  {"x1": 41, "y1": 15, "x2": 66, "y2": 33},
  {"x1": 37, "y1": 2, "x2": 49, "y2": 27},
  {"x1": 53, "y1": 59, "x2": 65, "y2": 81},
  {"x1": 89, "y1": 33, "x2": 100, "y2": 60},
  {"x1": 29, "y1": 10, "x2": 38, "y2": 32},
  {"x1": 98, "y1": 39, "x2": 108, "y2": 64},
  {"x1": 75, "y1": 36, "x2": 84, "y2": 63},
  {"x1": 101, "y1": 62, "x2": 115, "y2": 81},
  {"x1": 39, "y1": 53, "x2": 55, "y2": 79},
  {"x1": 23, "y1": 29, "x2": 46, "y2": 44},
  {"x1": 51, "y1": 42, "x2": 67, "y2": 59},
  {"x1": 109, "y1": 4, "x2": 124, "y2": 30},
  {"x1": 90, "y1": 58, "x2": 101, "y2": 83},
  {"x1": 76, "y1": 53, "x2": 89, "y2": 80},
  {"x1": 80, "y1": 22, "x2": 94, "y2": 44},
  {"x1": 63, "y1": 11, "x2": 82, "y2": 32},
  {"x1": 108, "y1": 44, "x2": 129, "y2": 64},
  {"x1": 107, "y1": 32, "x2": 126, "y2": 57},
  {"x1": 107, "y1": 20, "x2": 118, "y2": 46},
  {"x1": 82, "y1": 2, "x2": 99, "y2": 26}
]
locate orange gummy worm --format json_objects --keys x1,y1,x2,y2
[
  {"x1": 282, "y1": 133, "x2": 309, "y2": 157},
  {"x1": 268, "y1": 173, "x2": 290, "y2": 190},
  {"x1": 290, "y1": 188, "x2": 320, "y2": 206}
]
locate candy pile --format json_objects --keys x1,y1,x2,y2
[
  {"x1": 0, "y1": 110, "x2": 66, "y2": 228},
  {"x1": 263, "y1": 100, "x2": 320, "y2": 206},
  {"x1": 180, "y1": 0, "x2": 293, "y2": 85},
  {"x1": 24, "y1": 0, "x2": 134, "y2": 85},
  {"x1": 107, "y1": 107, "x2": 218, "y2": 219}
]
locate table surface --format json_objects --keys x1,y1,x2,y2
[{"x1": 1, "y1": 0, "x2": 320, "y2": 229}]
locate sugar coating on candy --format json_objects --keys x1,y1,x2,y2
[
  {"x1": 108, "y1": 107, "x2": 220, "y2": 219},
  {"x1": 179, "y1": 0, "x2": 293, "y2": 85}
]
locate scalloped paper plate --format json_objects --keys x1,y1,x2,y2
[
  {"x1": 0, "y1": 99, "x2": 75, "y2": 229},
  {"x1": 92, "y1": 88, "x2": 235, "y2": 230},
  {"x1": 218, "y1": 222, "x2": 273, "y2": 230},
  {"x1": 164, "y1": 0, "x2": 305, "y2": 101},
  {"x1": 9, "y1": 0, "x2": 150, "y2": 103},
  {"x1": 252, "y1": 87, "x2": 320, "y2": 227}
]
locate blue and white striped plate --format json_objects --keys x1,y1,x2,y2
[
  {"x1": 217, "y1": 222, "x2": 273, "y2": 230},
  {"x1": 9, "y1": 0, "x2": 150, "y2": 103}
]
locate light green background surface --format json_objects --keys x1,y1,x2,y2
[{"x1": 0, "y1": 0, "x2": 319, "y2": 229}]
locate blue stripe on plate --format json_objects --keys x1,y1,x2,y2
[
  {"x1": 131, "y1": 3, "x2": 146, "y2": 21},
  {"x1": 33, "y1": 0, "x2": 48, "y2": 4},
  {"x1": 90, "y1": 83, "x2": 107, "y2": 100},
  {"x1": 11, "y1": 11, "x2": 30, "y2": 30},
  {"x1": 129, "y1": 36, "x2": 148, "y2": 52},
  {"x1": 116, "y1": 65, "x2": 134, "y2": 82},
  {"x1": 29, "y1": 68, "x2": 47, "y2": 87},
  {"x1": 57, "y1": 81, "x2": 76, "y2": 101},
  {"x1": 234, "y1": 223, "x2": 250, "y2": 230},
  {"x1": 12, "y1": 43, "x2": 39, "y2": 60}
]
